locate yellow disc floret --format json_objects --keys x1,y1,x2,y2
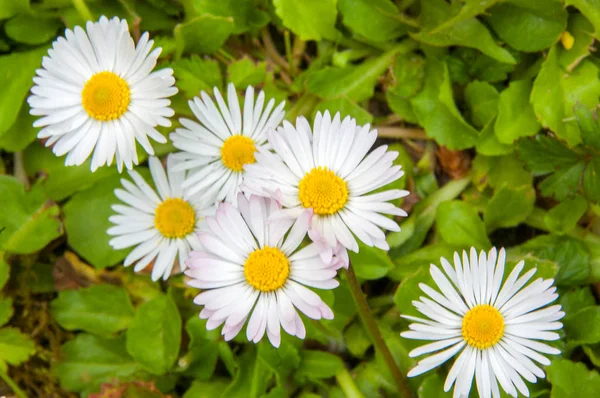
[
  {"x1": 244, "y1": 246, "x2": 290, "y2": 292},
  {"x1": 154, "y1": 198, "x2": 196, "y2": 239},
  {"x1": 220, "y1": 135, "x2": 256, "y2": 172},
  {"x1": 462, "y1": 304, "x2": 505, "y2": 350},
  {"x1": 298, "y1": 167, "x2": 348, "y2": 215},
  {"x1": 81, "y1": 71, "x2": 130, "y2": 121}
]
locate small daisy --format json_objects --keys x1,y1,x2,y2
[
  {"x1": 243, "y1": 111, "x2": 408, "y2": 255},
  {"x1": 401, "y1": 247, "x2": 565, "y2": 398},
  {"x1": 107, "y1": 156, "x2": 213, "y2": 281},
  {"x1": 169, "y1": 83, "x2": 285, "y2": 205},
  {"x1": 186, "y1": 195, "x2": 339, "y2": 347},
  {"x1": 28, "y1": 16, "x2": 177, "y2": 172}
]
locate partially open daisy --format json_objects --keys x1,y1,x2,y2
[
  {"x1": 28, "y1": 16, "x2": 177, "y2": 172},
  {"x1": 169, "y1": 84, "x2": 285, "y2": 205},
  {"x1": 107, "y1": 156, "x2": 213, "y2": 281},
  {"x1": 243, "y1": 111, "x2": 408, "y2": 255},
  {"x1": 401, "y1": 247, "x2": 564, "y2": 398},
  {"x1": 186, "y1": 195, "x2": 338, "y2": 347}
]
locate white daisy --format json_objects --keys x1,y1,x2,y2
[
  {"x1": 401, "y1": 247, "x2": 565, "y2": 398},
  {"x1": 169, "y1": 83, "x2": 285, "y2": 205},
  {"x1": 28, "y1": 16, "x2": 177, "y2": 172},
  {"x1": 243, "y1": 111, "x2": 408, "y2": 256},
  {"x1": 186, "y1": 194, "x2": 340, "y2": 347},
  {"x1": 107, "y1": 156, "x2": 213, "y2": 281}
]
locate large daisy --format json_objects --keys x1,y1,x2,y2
[
  {"x1": 107, "y1": 156, "x2": 213, "y2": 281},
  {"x1": 169, "y1": 83, "x2": 285, "y2": 205},
  {"x1": 243, "y1": 111, "x2": 408, "y2": 254},
  {"x1": 186, "y1": 195, "x2": 339, "y2": 347},
  {"x1": 401, "y1": 247, "x2": 564, "y2": 398},
  {"x1": 28, "y1": 16, "x2": 177, "y2": 172}
]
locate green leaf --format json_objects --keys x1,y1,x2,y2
[
  {"x1": 476, "y1": 118, "x2": 513, "y2": 156},
  {"x1": 183, "y1": 379, "x2": 231, "y2": 398},
  {"x1": 193, "y1": 0, "x2": 269, "y2": 34},
  {"x1": 306, "y1": 48, "x2": 398, "y2": 102},
  {"x1": 297, "y1": 350, "x2": 344, "y2": 379},
  {"x1": 0, "y1": 256, "x2": 8, "y2": 291},
  {"x1": 484, "y1": 185, "x2": 535, "y2": 231},
  {"x1": 273, "y1": 0, "x2": 338, "y2": 41},
  {"x1": 560, "y1": 13, "x2": 596, "y2": 71},
  {"x1": 464, "y1": 81, "x2": 499, "y2": 129},
  {"x1": 175, "y1": 15, "x2": 235, "y2": 56},
  {"x1": 0, "y1": 106, "x2": 38, "y2": 152},
  {"x1": 565, "y1": 0, "x2": 600, "y2": 39},
  {"x1": 338, "y1": 0, "x2": 408, "y2": 42},
  {"x1": 418, "y1": 374, "x2": 450, "y2": 398},
  {"x1": 486, "y1": 0, "x2": 567, "y2": 52},
  {"x1": 0, "y1": 176, "x2": 62, "y2": 254},
  {"x1": 55, "y1": 334, "x2": 143, "y2": 394},
  {"x1": 349, "y1": 243, "x2": 393, "y2": 280},
  {"x1": 0, "y1": 0, "x2": 28, "y2": 20},
  {"x1": 313, "y1": 98, "x2": 373, "y2": 125},
  {"x1": 0, "y1": 297, "x2": 13, "y2": 327},
  {"x1": 429, "y1": 0, "x2": 500, "y2": 33},
  {"x1": 560, "y1": 287, "x2": 596, "y2": 316},
  {"x1": 539, "y1": 161, "x2": 585, "y2": 201},
  {"x1": 583, "y1": 158, "x2": 600, "y2": 203},
  {"x1": 573, "y1": 103, "x2": 600, "y2": 151},
  {"x1": 227, "y1": 58, "x2": 266, "y2": 88},
  {"x1": 436, "y1": 200, "x2": 492, "y2": 250},
  {"x1": 564, "y1": 306, "x2": 600, "y2": 345},
  {"x1": 411, "y1": 57, "x2": 479, "y2": 149},
  {"x1": 544, "y1": 195, "x2": 588, "y2": 234},
  {"x1": 0, "y1": 47, "x2": 46, "y2": 136},
  {"x1": 547, "y1": 359, "x2": 600, "y2": 397},
  {"x1": 0, "y1": 327, "x2": 35, "y2": 371},
  {"x1": 171, "y1": 56, "x2": 223, "y2": 98},
  {"x1": 520, "y1": 235, "x2": 590, "y2": 286},
  {"x1": 257, "y1": 340, "x2": 301, "y2": 380},
  {"x1": 531, "y1": 46, "x2": 600, "y2": 146},
  {"x1": 183, "y1": 317, "x2": 219, "y2": 380},
  {"x1": 222, "y1": 347, "x2": 271, "y2": 398},
  {"x1": 412, "y1": 0, "x2": 515, "y2": 64},
  {"x1": 386, "y1": 91, "x2": 417, "y2": 123},
  {"x1": 394, "y1": 266, "x2": 434, "y2": 317},
  {"x1": 5, "y1": 14, "x2": 62, "y2": 44},
  {"x1": 126, "y1": 294, "x2": 181, "y2": 375},
  {"x1": 23, "y1": 143, "x2": 119, "y2": 201},
  {"x1": 389, "y1": 53, "x2": 425, "y2": 98},
  {"x1": 50, "y1": 284, "x2": 135, "y2": 335},
  {"x1": 517, "y1": 135, "x2": 580, "y2": 175},
  {"x1": 494, "y1": 79, "x2": 540, "y2": 144}
]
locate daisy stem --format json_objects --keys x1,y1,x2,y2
[
  {"x1": 0, "y1": 369, "x2": 27, "y2": 398},
  {"x1": 71, "y1": 0, "x2": 93, "y2": 21},
  {"x1": 335, "y1": 367, "x2": 365, "y2": 398},
  {"x1": 344, "y1": 266, "x2": 414, "y2": 398}
]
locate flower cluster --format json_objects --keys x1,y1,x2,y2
[{"x1": 28, "y1": 16, "x2": 565, "y2": 397}]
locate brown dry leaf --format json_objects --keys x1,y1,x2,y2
[{"x1": 436, "y1": 146, "x2": 471, "y2": 179}]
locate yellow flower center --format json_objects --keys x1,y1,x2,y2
[
  {"x1": 298, "y1": 167, "x2": 348, "y2": 215},
  {"x1": 81, "y1": 71, "x2": 130, "y2": 121},
  {"x1": 462, "y1": 304, "x2": 505, "y2": 350},
  {"x1": 244, "y1": 246, "x2": 290, "y2": 292},
  {"x1": 220, "y1": 135, "x2": 256, "y2": 172},
  {"x1": 154, "y1": 198, "x2": 196, "y2": 239}
]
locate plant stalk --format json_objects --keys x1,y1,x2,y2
[
  {"x1": 71, "y1": 0, "x2": 93, "y2": 21},
  {"x1": 0, "y1": 369, "x2": 27, "y2": 398},
  {"x1": 344, "y1": 266, "x2": 414, "y2": 398},
  {"x1": 336, "y1": 367, "x2": 365, "y2": 398}
]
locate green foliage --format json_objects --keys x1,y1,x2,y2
[{"x1": 1, "y1": 1, "x2": 600, "y2": 397}]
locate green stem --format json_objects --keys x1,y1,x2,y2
[
  {"x1": 71, "y1": 0, "x2": 93, "y2": 21},
  {"x1": 0, "y1": 369, "x2": 27, "y2": 398},
  {"x1": 336, "y1": 367, "x2": 365, "y2": 398},
  {"x1": 344, "y1": 266, "x2": 414, "y2": 398}
]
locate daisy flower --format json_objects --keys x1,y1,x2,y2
[
  {"x1": 28, "y1": 16, "x2": 177, "y2": 172},
  {"x1": 243, "y1": 111, "x2": 408, "y2": 255},
  {"x1": 401, "y1": 247, "x2": 565, "y2": 398},
  {"x1": 169, "y1": 83, "x2": 285, "y2": 205},
  {"x1": 186, "y1": 195, "x2": 339, "y2": 347},
  {"x1": 107, "y1": 156, "x2": 213, "y2": 281}
]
